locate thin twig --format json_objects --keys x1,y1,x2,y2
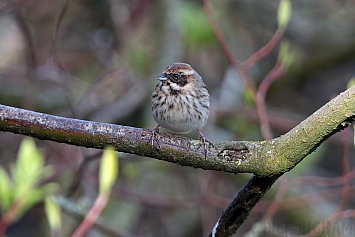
[
  {"x1": 291, "y1": 165, "x2": 355, "y2": 187},
  {"x1": 263, "y1": 177, "x2": 290, "y2": 220},
  {"x1": 13, "y1": 5, "x2": 36, "y2": 68},
  {"x1": 50, "y1": 0, "x2": 79, "y2": 118},
  {"x1": 255, "y1": 62, "x2": 284, "y2": 139},
  {"x1": 51, "y1": 0, "x2": 71, "y2": 60},
  {"x1": 202, "y1": 0, "x2": 256, "y2": 96},
  {"x1": 71, "y1": 195, "x2": 108, "y2": 237},
  {"x1": 338, "y1": 128, "x2": 351, "y2": 211},
  {"x1": 255, "y1": 186, "x2": 355, "y2": 213},
  {"x1": 244, "y1": 29, "x2": 284, "y2": 70},
  {"x1": 202, "y1": 0, "x2": 286, "y2": 140}
]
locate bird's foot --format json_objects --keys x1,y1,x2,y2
[
  {"x1": 198, "y1": 130, "x2": 213, "y2": 158},
  {"x1": 149, "y1": 125, "x2": 161, "y2": 149}
]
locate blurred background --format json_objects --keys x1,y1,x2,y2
[{"x1": 1, "y1": 0, "x2": 355, "y2": 236}]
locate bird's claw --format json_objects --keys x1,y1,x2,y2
[
  {"x1": 198, "y1": 131, "x2": 213, "y2": 158},
  {"x1": 149, "y1": 125, "x2": 161, "y2": 149}
]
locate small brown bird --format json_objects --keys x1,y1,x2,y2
[{"x1": 151, "y1": 62, "x2": 210, "y2": 155}]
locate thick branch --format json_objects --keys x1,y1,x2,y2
[
  {"x1": 1, "y1": 86, "x2": 355, "y2": 178},
  {"x1": 1, "y1": 86, "x2": 355, "y2": 237},
  {"x1": 259, "y1": 85, "x2": 355, "y2": 175},
  {"x1": 210, "y1": 85, "x2": 355, "y2": 236},
  {"x1": 210, "y1": 174, "x2": 281, "y2": 237},
  {"x1": 0, "y1": 104, "x2": 254, "y2": 173}
]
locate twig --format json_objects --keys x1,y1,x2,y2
[
  {"x1": 338, "y1": 128, "x2": 351, "y2": 211},
  {"x1": 51, "y1": 0, "x2": 71, "y2": 59},
  {"x1": 255, "y1": 186, "x2": 355, "y2": 213},
  {"x1": 49, "y1": 0, "x2": 79, "y2": 118},
  {"x1": 244, "y1": 29, "x2": 284, "y2": 70},
  {"x1": 71, "y1": 195, "x2": 108, "y2": 237},
  {"x1": 202, "y1": 0, "x2": 286, "y2": 140},
  {"x1": 291, "y1": 165, "x2": 355, "y2": 187},
  {"x1": 13, "y1": 4, "x2": 36, "y2": 68},
  {"x1": 263, "y1": 177, "x2": 290, "y2": 220},
  {"x1": 255, "y1": 62, "x2": 284, "y2": 139},
  {"x1": 202, "y1": 0, "x2": 256, "y2": 96}
]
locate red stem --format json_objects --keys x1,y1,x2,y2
[
  {"x1": 291, "y1": 165, "x2": 355, "y2": 187},
  {"x1": 202, "y1": 0, "x2": 256, "y2": 96},
  {"x1": 338, "y1": 128, "x2": 351, "y2": 211},
  {"x1": 71, "y1": 195, "x2": 108, "y2": 237},
  {"x1": 255, "y1": 187, "x2": 355, "y2": 213},
  {"x1": 0, "y1": 219, "x2": 9, "y2": 236},
  {"x1": 263, "y1": 178, "x2": 290, "y2": 219},
  {"x1": 244, "y1": 29, "x2": 284, "y2": 70},
  {"x1": 255, "y1": 62, "x2": 284, "y2": 139},
  {"x1": 0, "y1": 199, "x2": 22, "y2": 235}
]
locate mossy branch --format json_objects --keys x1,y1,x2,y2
[
  {"x1": 1, "y1": 86, "x2": 355, "y2": 177},
  {"x1": 1, "y1": 86, "x2": 355, "y2": 236}
]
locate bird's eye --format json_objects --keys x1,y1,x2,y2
[{"x1": 173, "y1": 73, "x2": 179, "y2": 79}]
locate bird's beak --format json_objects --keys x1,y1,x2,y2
[{"x1": 158, "y1": 73, "x2": 167, "y2": 81}]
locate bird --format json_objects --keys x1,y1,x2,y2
[{"x1": 151, "y1": 62, "x2": 211, "y2": 155}]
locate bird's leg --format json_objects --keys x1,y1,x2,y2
[
  {"x1": 198, "y1": 130, "x2": 213, "y2": 157},
  {"x1": 150, "y1": 125, "x2": 161, "y2": 149}
]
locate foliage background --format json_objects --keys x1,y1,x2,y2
[{"x1": 1, "y1": 0, "x2": 355, "y2": 236}]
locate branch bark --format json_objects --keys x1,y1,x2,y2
[
  {"x1": 210, "y1": 174, "x2": 281, "y2": 237},
  {"x1": 1, "y1": 85, "x2": 355, "y2": 236}
]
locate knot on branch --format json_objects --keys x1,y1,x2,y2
[{"x1": 218, "y1": 143, "x2": 249, "y2": 162}]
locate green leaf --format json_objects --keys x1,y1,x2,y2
[
  {"x1": 278, "y1": 40, "x2": 294, "y2": 70},
  {"x1": 243, "y1": 88, "x2": 256, "y2": 104},
  {"x1": 37, "y1": 183, "x2": 61, "y2": 197},
  {"x1": 45, "y1": 197, "x2": 62, "y2": 230},
  {"x1": 14, "y1": 183, "x2": 58, "y2": 220},
  {"x1": 0, "y1": 167, "x2": 12, "y2": 210},
  {"x1": 15, "y1": 190, "x2": 44, "y2": 219},
  {"x1": 13, "y1": 138, "x2": 44, "y2": 197},
  {"x1": 39, "y1": 166, "x2": 55, "y2": 181},
  {"x1": 0, "y1": 138, "x2": 58, "y2": 223},
  {"x1": 347, "y1": 78, "x2": 355, "y2": 89},
  {"x1": 277, "y1": 0, "x2": 292, "y2": 30},
  {"x1": 99, "y1": 147, "x2": 118, "y2": 195}
]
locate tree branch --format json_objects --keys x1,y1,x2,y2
[
  {"x1": 1, "y1": 85, "x2": 355, "y2": 236},
  {"x1": 0, "y1": 104, "x2": 255, "y2": 173},
  {"x1": 210, "y1": 174, "x2": 281, "y2": 237},
  {"x1": 209, "y1": 85, "x2": 355, "y2": 236},
  {"x1": 1, "y1": 86, "x2": 355, "y2": 177}
]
